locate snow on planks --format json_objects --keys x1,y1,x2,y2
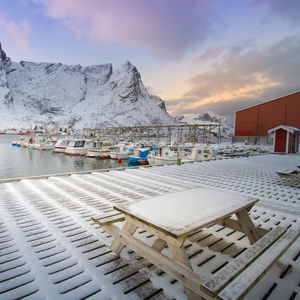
[{"x1": 0, "y1": 153, "x2": 299, "y2": 299}]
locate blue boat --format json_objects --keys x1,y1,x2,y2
[
  {"x1": 128, "y1": 147, "x2": 158, "y2": 165},
  {"x1": 128, "y1": 148, "x2": 150, "y2": 163}
]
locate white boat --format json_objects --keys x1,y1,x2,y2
[
  {"x1": 86, "y1": 140, "x2": 113, "y2": 158},
  {"x1": 22, "y1": 137, "x2": 34, "y2": 148},
  {"x1": 109, "y1": 144, "x2": 134, "y2": 160},
  {"x1": 86, "y1": 141, "x2": 105, "y2": 157},
  {"x1": 190, "y1": 147, "x2": 214, "y2": 161},
  {"x1": 27, "y1": 137, "x2": 37, "y2": 149},
  {"x1": 148, "y1": 145, "x2": 187, "y2": 165},
  {"x1": 5, "y1": 129, "x2": 18, "y2": 135},
  {"x1": 54, "y1": 138, "x2": 72, "y2": 153},
  {"x1": 35, "y1": 137, "x2": 55, "y2": 150},
  {"x1": 148, "y1": 145, "x2": 214, "y2": 165},
  {"x1": 65, "y1": 139, "x2": 89, "y2": 156}
]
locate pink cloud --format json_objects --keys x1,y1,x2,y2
[
  {"x1": 35, "y1": 0, "x2": 216, "y2": 59},
  {"x1": 1, "y1": 19, "x2": 31, "y2": 54}
]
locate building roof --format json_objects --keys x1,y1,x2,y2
[
  {"x1": 268, "y1": 125, "x2": 300, "y2": 134},
  {"x1": 235, "y1": 91, "x2": 300, "y2": 113}
]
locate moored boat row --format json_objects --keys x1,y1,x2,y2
[{"x1": 13, "y1": 136, "x2": 216, "y2": 165}]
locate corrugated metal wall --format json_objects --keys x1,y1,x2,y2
[{"x1": 234, "y1": 92, "x2": 300, "y2": 136}]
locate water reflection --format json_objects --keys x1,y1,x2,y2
[{"x1": 0, "y1": 135, "x2": 129, "y2": 180}]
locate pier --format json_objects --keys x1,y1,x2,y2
[{"x1": 0, "y1": 154, "x2": 299, "y2": 299}]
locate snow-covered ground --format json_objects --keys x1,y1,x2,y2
[{"x1": 0, "y1": 153, "x2": 299, "y2": 299}]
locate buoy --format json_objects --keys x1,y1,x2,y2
[{"x1": 118, "y1": 158, "x2": 122, "y2": 163}]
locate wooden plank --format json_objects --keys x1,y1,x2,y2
[
  {"x1": 286, "y1": 174, "x2": 300, "y2": 186},
  {"x1": 109, "y1": 221, "x2": 137, "y2": 254},
  {"x1": 235, "y1": 209, "x2": 262, "y2": 244},
  {"x1": 217, "y1": 229, "x2": 299, "y2": 300},
  {"x1": 152, "y1": 238, "x2": 167, "y2": 251},
  {"x1": 92, "y1": 215, "x2": 125, "y2": 226},
  {"x1": 276, "y1": 169, "x2": 299, "y2": 176},
  {"x1": 168, "y1": 243, "x2": 192, "y2": 270},
  {"x1": 216, "y1": 218, "x2": 268, "y2": 236},
  {"x1": 276, "y1": 170, "x2": 300, "y2": 186},
  {"x1": 168, "y1": 243, "x2": 200, "y2": 300},
  {"x1": 95, "y1": 211, "x2": 123, "y2": 220},
  {"x1": 103, "y1": 223, "x2": 212, "y2": 298},
  {"x1": 201, "y1": 226, "x2": 287, "y2": 297}
]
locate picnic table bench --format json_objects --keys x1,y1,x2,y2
[
  {"x1": 276, "y1": 167, "x2": 300, "y2": 186},
  {"x1": 92, "y1": 186, "x2": 299, "y2": 299}
]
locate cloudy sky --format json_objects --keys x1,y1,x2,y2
[{"x1": 1, "y1": 0, "x2": 299, "y2": 118}]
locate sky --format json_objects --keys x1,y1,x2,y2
[{"x1": 0, "y1": 0, "x2": 300, "y2": 119}]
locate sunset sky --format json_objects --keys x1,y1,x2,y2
[{"x1": 1, "y1": 0, "x2": 299, "y2": 118}]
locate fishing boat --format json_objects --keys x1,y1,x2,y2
[
  {"x1": 147, "y1": 145, "x2": 188, "y2": 165},
  {"x1": 128, "y1": 147, "x2": 158, "y2": 165},
  {"x1": 190, "y1": 147, "x2": 214, "y2": 161},
  {"x1": 27, "y1": 137, "x2": 37, "y2": 149},
  {"x1": 109, "y1": 144, "x2": 134, "y2": 160},
  {"x1": 128, "y1": 148, "x2": 150, "y2": 164},
  {"x1": 35, "y1": 137, "x2": 55, "y2": 150},
  {"x1": 65, "y1": 139, "x2": 89, "y2": 156},
  {"x1": 148, "y1": 145, "x2": 214, "y2": 165},
  {"x1": 22, "y1": 137, "x2": 34, "y2": 148},
  {"x1": 86, "y1": 140, "x2": 113, "y2": 159},
  {"x1": 54, "y1": 138, "x2": 72, "y2": 153}
]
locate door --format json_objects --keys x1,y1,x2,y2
[{"x1": 291, "y1": 134, "x2": 296, "y2": 153}]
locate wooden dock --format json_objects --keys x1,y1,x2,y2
[{"x1": 0, "y1": 154, "x2": 299, "y2": 299}]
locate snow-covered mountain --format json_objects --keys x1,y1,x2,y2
[
  {"x1": 176, "y1": 112, "x2": 234, "y2": 136},
  {"x1": 0, "y1": 43, "x2": 176, "y2": 129}
]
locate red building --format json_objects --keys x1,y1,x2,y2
[
  {"x1": 268, "y1": 125, "x2": 300, "y2": 153},
  {"x1": 234, "y1": 91, "x2": 300, "y2": 137}
]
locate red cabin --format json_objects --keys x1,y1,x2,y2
[{"x1": 268, "y1": 125, "x2": 300, "y2": 154}]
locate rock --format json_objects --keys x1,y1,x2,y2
[{"x1": 0, "y1": 43, "x2": 176, "y2": 129}]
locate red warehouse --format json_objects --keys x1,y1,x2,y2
[
  {"x1": 234, "y1": 91, "x2": 300, "y2": 137},
  {"x1": 268, "y1": 125, "x2": 300, "y2": 154}
]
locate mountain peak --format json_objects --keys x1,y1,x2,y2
[
  {"x1": 0, "y1": 43, "x2": 176, "y2": 129},
  {"x1": 117, "y1": 60, "x2": 139, "y2": 75},
  {"x1": 0, "y1": 42, "x2": 11, "y2": 67},
  {"x1": 122, "y1": 60, "x2": 132, "y2": 67}
]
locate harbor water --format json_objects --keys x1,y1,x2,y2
[{"x1": 0, "y1": 135, "x2": 129, "y2": 180}]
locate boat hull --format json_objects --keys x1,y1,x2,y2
[
  {"x1": 53, "y1": 146, "x2": 67, "y2": 153},
  {"x1": 65, "y1": 149, "x2": 87, "y2": 156},
  {"x1": 86, "y1": 149, "x2": 111, "y2": 158},
  {"x1": 148, "y1": 156, "x2": 178, "y2": 165},
  {"x1": 110, "y1": 152, "x2": 129, "y2": 159},
  {"x1": 128, "y1": 156, "x2": 148, "y2": 164}
]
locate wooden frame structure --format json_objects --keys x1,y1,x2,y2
[{"x1": 83, "y1": 124, "x2": 222, "y2": 144}]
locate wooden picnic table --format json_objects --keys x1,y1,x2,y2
[{"x1": 92, "y1": 186, "x2": 299, "y2": 299}]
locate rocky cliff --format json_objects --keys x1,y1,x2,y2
[{"x1": 0, "y1": 43, "x2": 176, "y2": 129}]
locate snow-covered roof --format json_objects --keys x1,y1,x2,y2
[
  {"x1": 0, "y1": 154, "x2": 299, "y2": 299},
  {"x1": 268, "y1": 125, "x2": 300, "y2": 134}
]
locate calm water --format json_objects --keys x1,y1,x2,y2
[{"x1": 0, "y1": 135, "x2": 130, "y2": 180}]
